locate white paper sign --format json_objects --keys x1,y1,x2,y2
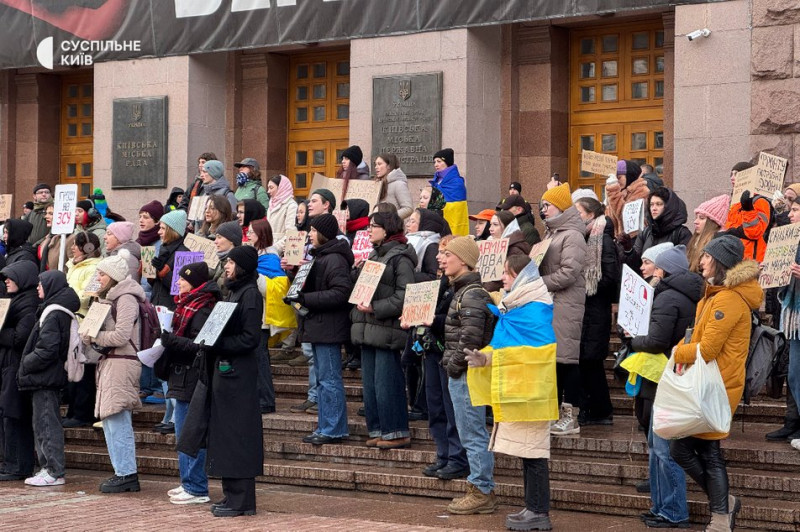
[
  {"x1": 155, "y1": 306, "x2": 174, "y2": 332},
  {"x1": 137, "y1": 339, "x2": 164, "y2": 368},
  {"x1": 622, "y1": 198, "x2": 645, "y2": 235},
  {"x1": 618, "y1": 264, "x2": 654, "y2": 337},
  {"x1": 52, "y1": 184, "x2": 78, "y2": 235},
  {"x1": 194, "y1": 302, "x2": 238, "y2": 346}
]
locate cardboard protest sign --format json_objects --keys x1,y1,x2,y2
[
  {"x1": 351, "y1": 230, "x2": 373, "y2": 263},
  {"x1": 755, "y1": 151, "x2": 788, "y2": 197},
  {"x1": 141, "y1": 246, "x2": 157, "y2": 279},
  {"x1": 581, "y1": 150, "x2": 618, "y2": 176},
  {"x1": 528, "y1": 238, "x2": 552, "y2": 266},
  {"x1": 333, "y1": 208, "x2": 348, "y2": 234},
  {"x1": 0, "y1": 194, "x2": 12, "y2": 220},
  {"x1": 188, "y1": 195, "x2": 209, "y2": 221},
  {"x1": 622, "y1": 198, "x2": 646, "y2": 235},
  {"x1": 79, "y1": 302, "x2": 112, "y2": 338},
  {"x1": 183, "y1": 232, "x2": 219, "y2": 269},
  {"x1": 286, "y1": 260, "x2": 314, "y2": 300},
  {"x1": 618, "y1": 264, "x2": 654, "y2": 336},
  {"x1": 83, "y1": 271, "x2": 102, "y2": 296},
  {"x1": 759, "y1": 222, "x2": 800, "y2": 289},
  {"x1": 170, "y1": 252, "x2": 205, "y2": 295},
  {"x1": 349, "y1": 260, "x2": 387, "y2": 306},
  {"x1": 731, "y1": 166, "x2": 759, "y2": 201},
  {"x1": 401, "y1": 280, "x2": 439, "y2": 327},
  {"x1": 284, "y1": 231, "x2": 307, "y2": 266},
  {"x1": 476, "y1": 238, "x2": 509, "y2": 283},
  {"x1": 0, "y1": 299, "x2": 11, "y2": 330},
  {"x1": 194, "y1": 302, "x2": 238, "y2": 346},
  {"x1": 310, "y1": 172, "x2": 382, "y2": 210}
]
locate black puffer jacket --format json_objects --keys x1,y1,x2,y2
[
  {"x1": 580, "y1": 217, "x2": 621, "y2": 360},
  {"x1": 17, "y1": 271, "x2": 80, "y2": 391},
  {"x1": 443, "y1": 271, "x2": 494, "y2": 378},
  {"x1": 350, "y1": 239, "x2": 416, "y2": 350},
  {"x1": 149, "y1": 237, "x2": 189, "y2": 309},
  {"x1": 626, "y1": 189, "x2": 692, "y2": 271},
  {"x1": 299, "y1": 237, "x2": 354, "y2": 345},
  {"x1": 517, "y1": 213, "x2": 541, "y2": 246},
  {"x1": 5, "y1": 219, "x2": 38, "y2": 267}
]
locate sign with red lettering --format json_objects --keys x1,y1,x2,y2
[
  {"x1": 618, "y1": 264, "x2": 654, "y2": 336},
  {"x1": 349, "y1": 260, "x2": 386, "y2": 306},
  {"x1": 284, "y1": 231, "x2": 307, "y2": 266},
  {"x1": 351, "y1": 230, "x2": 373, "y2": 263},
  {"x1": 52, "y1": 184, "x2": 78, "y2": 235},
  {"x1": 476, "y1": 238, "x2": 509, "y2": 282},
  {"x1": 401, "y1": 280, "x2": 439, "y2": 327}
]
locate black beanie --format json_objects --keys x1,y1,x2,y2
[
  {"x1": 311, "y1": 213, "x2": 340, "y2": 241},
  {"x1": 341, "y1": 145, "x2": 363, "y2": 167},
  {"x1": 311, "y1": 189, "x2": 336, "y2": 212},
  {"x1": 433, "y1": 148, "x2": 454, "y2": 167},
  {"x1": 179, "y1": 261, "x2": 210, "y2": 289},
  {"x1": 227, "y1": 245, "x2": 258, "y2": 275},
  {"x1": 77, "y1": 199, "x2": 93, "y2": 212},
  {"x1": 33, "y1": 183, "x2": 51, "y2": 194}
]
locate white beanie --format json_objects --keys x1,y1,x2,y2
[
  {"x1": 641, "y1": 242, "x2": 674, "y2": 264},
  {"x1": 96, "y1": 248, "x2": 131, "y2": 282},
  {"x1": 572, "y1": 188, "x2": 599, "y2": 203}
]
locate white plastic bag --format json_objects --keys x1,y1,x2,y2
[{"x1": 652, "y1": 345, "x2": 732, "y2": 439}]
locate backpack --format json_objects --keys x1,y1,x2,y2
[
  {"x1": 109, "y1": 296, "x2": 162, "y2": 352},
  {"x1": 743, "y1": 311, "x2": 787, "y2": 404},
  {"x1": 42, "y1": 304, "x2": 86, "y2": 383}
]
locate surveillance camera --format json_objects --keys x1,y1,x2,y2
[{"x1": 687, "y1": 28, "x2": 711, "y2": 41}]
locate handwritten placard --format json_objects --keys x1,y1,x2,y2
[
  {"x1": 284, "y1": 231, "x2": 307, "y2": 266},
  {"x1": 581, "y1": 150, "x2": 618, "y2": 176},
  {"x1": 528, "y1": 238, "x2": 552, "y2": 266},
  {"x1": 194, "y1": 302, "x2": 238, "y2": 346},
  {"x1": 476, "y1": 238, "x2": 509, "y2": 282},
  {"x1": 183, "y1": 232, "x2": 219, "y2": 269},
  {"x1": 188, "y1": 195, "x2": 209, "y2": 221},
  {"x1": 0, "y1": 194, "x2": 12, "y2": 221},
  {"x1": 170, "y1": 252, "x2": 205, "y2": 295},
  {"x1": 286, "y1": 260, "x2": 314, "y2": 300},
  {"x1": 310, "y1": 172, "x2": 382, "y2": 211},
  {"x1": 79, "y1": 302, "x2": 112, "y2": 338},
  {"x1": 618, "y1": 264, "x2": 654, "y2": 336},
  {"x1": 351, "y1": 230, "x2": 373, "y2": 263},
  {"x1": 0, "y1": 299, "x2": 11, "y2": 330},
  {"x1": 622, "y1": 198, "x2": 646, "y2": 235},
  {"x1": 349, "y1": 260, "x2": 387, "y2": 306},
  {"x1": 141, "y1": 246, "x2": 157, "y2": 279},
  {"x1": 759, "y1": 222, "x2": 800, "y2": 289},
  {"x1": 755, "y1": 151, "x2": 788, "y2": 197},
  {"x1": 333, "y1": 208, "x2": 347, "y2": 235},
  {"x1": 401, "y1": 280, "x2": 439, "y2": 327},
  {"x1": 83, "y1": 271, "x2": 102, "y2": 296},
  {"x1": 731, "y1": 166, "x2": 759, "y2": 201}
]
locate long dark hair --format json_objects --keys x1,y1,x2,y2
[{"x1": 250, "y1": 219, "x2": 274, "y2": 251}]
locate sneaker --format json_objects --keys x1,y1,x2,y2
[
  {"x1": 447, "y1": 483, "x2": 497, "y2": 515},
  {"x1": 170, "y1": 491, "x2": 211, "y2": 505},
  {"x1": 791, "y1": 438, "x2": 800, "y2": 451},
  {"x1": 270, "y1": 349, "x2": 297, "y2": 362},
  {"x1": 765, "y1": 425, "x2": 797, "y2": 442},
  {"x1": 290, "y1": 400, "x2": 316, "y2": 413},
  {"x1": 143, "y1": 395, "x2": 166, "y2": 404},
  {"x1": 422, "y1": 459, "x2": 447, "y2": 477},
  {"x1": 92, "y1": 421, "x2": 103, "y2": 429},
  {"x1": 550, "y1": 403, "x2": 580, "y2": 436},
  {"x1": 642, "y1": 515, "x2": 689, "y2": 528},
  {"x1": 167, "y1": 485, "x2": 185, "y2": 497},
  {"x1": 25, "y1": 471, "x2": 64, "y2": 487},
  {"x1": 287, "y1": 354, "x2": 309, "y2": 367},
  {"x1": 99, "y1": 474, "x2": 140, "y2": 493},
  {"x1": 305, "y1": 403, "x2": 318, "y2": 415},
  {"x1": 435, "y1": 463, "x2": 469, "y2": 480}
]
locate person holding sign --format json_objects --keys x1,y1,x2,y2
[
  {"x1": 344, "y1": 198, "x2": 370, "y2": 243},
  {"x1": 149, "y1": 210, "x2": 189, "y2": 310},
  {"x1": 538, "y1": 183, "x2": 587, "y2": 437},
  {"x1": 105, "y1": 222, "x2": 142, "y2": 283},
  {"x1": 624, "y1": 187, "x2": 692, "y2": 273},
  {"x1": 669, "y1": 235, "x2": 762, "y2": 531},
  {"x1": 350, "y1": 210, "x2": 415, "y2": 449},
  {"x1": 605, "y1": 159, "x2": 650, "y2": 241},
  {"x1": 482, "y1": 211, "x2": 531, "y2": 294},
  {"x1": 725, "y1": 161, "x2": 772, "y2": 262},
  {"x1": 687, "y1": 195, "x2": 730, "y2": 274},
  {"x1": 778, "y1": 197, "x2": 800, "y2": 446},
  {"x1": 211, "y1": 221, "x2": 243, "y2": 298},
  {"x1": 430, "y1": 148, "x2": 469, "y2": 236},
  {"x1": 17, "y1": 271, "x2": 80, "y2": 487}
]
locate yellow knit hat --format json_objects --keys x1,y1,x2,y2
[{"x1": 541, "y1": 182, "x2": 572, "y2": 212}]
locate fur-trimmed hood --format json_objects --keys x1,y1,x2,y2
[{"x1": 706, "y1": 259, "x2": 762, "y2": 311}]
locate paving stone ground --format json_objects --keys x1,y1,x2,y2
[{"x1": 0, "y1": 469, "x2": 689, "y2": 531}]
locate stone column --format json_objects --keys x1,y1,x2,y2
[{"x1": 662, "y1": 12, "x2": 675, "y2": 188}]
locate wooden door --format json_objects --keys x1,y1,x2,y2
[{"x1": 60, "y1": 74, "x2": 94, "y2": 198}]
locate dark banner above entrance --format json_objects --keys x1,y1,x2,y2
[{"x1": 0, "y1": 0, "x2": 727, "y2": 69}]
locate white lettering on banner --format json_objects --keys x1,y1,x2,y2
[{"x1": 175, "y1": 0, "x2": 345, "y2": 18}]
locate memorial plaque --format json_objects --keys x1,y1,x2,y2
[
  {"x1": 372, "y1": 73, "x2": 442, "y2": 177},
  {"x1": 112, "y1": 96, "x2": 168, "y2": 189}
]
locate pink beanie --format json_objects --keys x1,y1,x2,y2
[
  {"x1": 107, "y1": 221, "x2": 135, "y2": 244},
  {"x1": 694, "y1": 195, "x2": 730, "y2": 228}
]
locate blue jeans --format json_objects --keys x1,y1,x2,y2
[
  {"x1": 449, "y1": 374, "x2": 494, "y2": 494},
  {"x1": 425, "y1": 353, "x2": 467, "y2": 468},
  {"x1": 174, "y1": 400, "x2": 208, "y2": 496},
  {"x1": 361, "y1": 346, "x2": 410, "y2": 440},
  {"x1": 648, "y1": 417, "x2": 689, "y2": 523},
  {"x1": 311, "y1": 343, "x2": 349, "y2": 438},
  {"x1": 787, "y1": 339, "x2": 800, "y2": 411},
  {"x1": 102, "y1": 410, "x2": 136, "y2": 476},
  {"x1": 161, "y1": 380, "x2": 175, "y2": 424},
  {"x1": 301, "y1": 342, "x2": 318, "y2": 403}
]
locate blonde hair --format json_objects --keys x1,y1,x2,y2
[{"x1": 687, "y1": 219, "x2": 721, "y2": 274}]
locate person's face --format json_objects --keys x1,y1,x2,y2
[
  {"x1": 508, "y1": 188, "x2": 519, "y2": 196},
  {"x1": 541, "y1": 201, "x2": 560, "y2": 220},
  {"x1": 341, "y1": 157, "x2": 351, "y2": 171},
  {"x1": 33, "y1": 188, "x2": 51, "y2": 203},
  {"x1": 437, "y1": 246, "x2": 448, "y2": 271},
  {"x1": 139, "y1": 211, "x2": 156, "y2": 231},
  {"x1": 575, "y1": 203, "x2": 593, "y2": 223},
  {"x1": 37, "y1": 282, "x2": 44, "y2": 300},
  {"x1": 508, "y1": 206, "x2": 524, "y2": 217},
  {"x1": 368, "y1": 222, "x2": 386, "y2": 245},
  {"x1": 205, "y1": 201, "x2": 219, "y2": 222},
  {"x1": 176, "y1": 194, "x2": 184, "y2": 205},
  {"x1": 215, "y1": 235, "x2": 234, "y2": 253},
  {"x1": 200, "y1": 167, "x2": 213, "y2": 184},
  {"x1": 693, "y1": 213, "x2": 707, "y2": 234},
  {"x1": 177, "y1": 277, "x2": 192, "y2": 295},
  {"x1": 236, "y1": 206, "x2": 245, "y2": 226},
  {"x1": 158, "y1": 222, "x2": 167, "y2": 240},
  {"x1": 247, "y1": 227, "x2": 257, "y2": 246},
  {"x1": 71, "y1": 242, "x2": 82, "y2": 260},
  {"x1": 405, "y1": 211, "x2": 420, "y2": 234},
  {"x1": 418, "y1": 189, "x2": 431, "y2": 209},
  {"x1": 296, "y1": 203, "x2": 307, "y2": 223},
  {"x1": 75, "y1": 207, "x2": 86, "y2": 225},
  {"x1": 104, "y1": 230, "x2": 120, "y2": 252},
  {"x1": 640, "y1": 258, "x2": 656, "y2": 278},
  {"x1": 267, "y1": 181, "x2": 278, "y2": 198},
  {"x1": 789, "y1": 202, "x2": 800, "y2": 224},
  {"x1": 489, "y1": 215, "x2": 503, "y2": 239},
  {"x1": 501, "y1": 263, "x2": 518, "y2": 292},
  {"x1": 309, "y1": 227, "x2": 321, "y2": 247},
  {"x1": 730, "y1": 169, "x2": 737, "y2": 188},
  {"x1": 4, "y1": 278, "x2": 18, "y2": 294},
  {"x1": 374, "y1": 157, "x2": 388, "y2": 178},
  {"x1": 97, "y1": 271, "x2": 112, "y2": 290},
  {"x1": 224, "y1": 258, "x2": 236, "y2": 279},
  {"x1": 45, "y1": 206, "x2": 54, "y2": 227},
  {"x1": 699, "y1": 252, "x2": 715, "y2": 280},
  {"x1": 433, "y1": 157, "x2": 447, "y2": 172},
  {"x1": 307, "y1": 194, "x2": 328, "y2": 217},
  {"x1": 238, "y1": 165, "x2": 252, "y2": 175},
  {"x1": 785, "y1": 188, "x2": 798, "y2": 202},
  {"x1": 442, "y1": 250, "x2": 466, "y2": 277},
  {"x1": 650, "y1": 196, "x2": 665, "y2": 219},
  {"x1": 23, "y1": 206, "x2": 32, "y2": 216},
  {"x1": 198, "y1": 158, "x2": 207, "y2": 173},
  {"x1": 474, "y1": 220, "x2": 487, "y2": 238}
]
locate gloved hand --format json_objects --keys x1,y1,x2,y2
[
  {"x1": 151, "y1": 254, "x2": 166, "y2": 271},
  {"x1": 740, "y1": 190, "x2": 754, "y2": 211},
  {"x1": 616, "y1": 233, "x2": 633, "y2": 252}
]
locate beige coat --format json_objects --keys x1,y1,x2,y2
[
  {"x1": 92, "y1": 277, "x2": 144, "y2": 420},
  {"x1": 385, "y1": 168, "x2": 414, "y2": 219},
  {"x1": 267, "y1": 197, "x2": 298, "y2": 254}
]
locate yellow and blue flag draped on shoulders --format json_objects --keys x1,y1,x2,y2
[
  {"x1": 258, "y1": 252, "x2": 297, "y2": 329},
  {"x1": 431, "y1": 164, "x2": 469, "y2": 236},
  {"x1": 467, "y1": 300, "x2": 559, "y2": 422}
]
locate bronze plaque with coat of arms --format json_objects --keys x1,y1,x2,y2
[
  {"x1": 372, "y1": 73, "x2": 442, "y2": 177},
  {"x1": 112, "y1": 96, "x2": 168, "y2": 188}
]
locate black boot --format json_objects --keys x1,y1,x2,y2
[{"x1": 99, "y1": 473, "x2": 140, "y2": 493}]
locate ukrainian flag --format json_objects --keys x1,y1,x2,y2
[
  {"x1": 258, "y1": 252, "x2": 297, "y2": 329},
  {"x1": 431, "y1": 164, "x2": 469, "y2": 236},
  {"x1": 467, "y1": 300, "x2": 559, "y2": 422}
]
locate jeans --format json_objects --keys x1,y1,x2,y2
[
  {"x1": 311, "y1": 343, "x2": 348, "y2": 438},
  {"x1": 787, "y1": 339, "x2": 800, "y2": 417},
  {"x1": 257, "y1": 329, "x2": 276, "y2": 411},
  {"x1": 522, "y1": 458, "x2": 550, "y2": 513},
  {"x1": 31, "y1": 390, "x2": 65, "y2": 478},
  {"x1": 161, "y1": 380, "x2": 175, "y2": 424},
  {"x1": 361, "y1": 346, "x2": 410, "y2": 440},
  {"x1": 670, "y1": 436, "x2": 728, "y2": 514},
  {"x1": 648, "y1": 418, "x2": 689, "y2": 523},
  {"x1": 301, "y1": 342, "x2": 318, "y2": 403},
  {"x1": 448, "y1": 374, "x2": 494, "y2": 494},
  {"x1": 102, "y1": 410, "x2": 137, "y2": 476},
  {"x1": 174, "y1": 400, "x2": 208, "y2": 496},
  {"x1": 424, "y1": 353, "x2": 466, "y2": 468}
]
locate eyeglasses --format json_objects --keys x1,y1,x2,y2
[
  {"x1": 541, "y1": 202, "x2": 552, "y2": 209},
  {"x1": 368, "y1": 224, "x2": 383, "y2": 229}
]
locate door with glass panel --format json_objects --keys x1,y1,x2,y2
[{"x1": 60, "y1": 74, "x2": 94, "y2": 199}]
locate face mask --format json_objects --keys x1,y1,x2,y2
[{"x1": 236, "y1": 171, "x2": 248, "y2": 186}]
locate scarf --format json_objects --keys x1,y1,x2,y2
[
  {"x1": 346, "y1": 216, "x2": 369, "y2": 233},
  {"x1": 269, "y1": 175, "x2": 295, "y2": 210},
  {"x1": 427, "y1": 187, "x2": 446, "y2": 213},
  {"x1": 385, "y1": 233, "x2": 408, "y2": 245},
  {"x1": 171, "y1": 284, "x2": 217, "y2": 337},
  {"x1": 136, "y1": 225, "x2": 160, "y2": 246},
  {"x1": 781, "y1": 278, "x2": 800, "y2": 340},
  {"x1": 584, "y1": 216, "x2": 606, "y2": 296},
  {"x1": 236, "y1": 171, "x2": 249, "y2": 187}
]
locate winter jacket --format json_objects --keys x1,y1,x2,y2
[
  {"x1": 84, "y1": 218, "x2": 108, "y2": 255},
  {"x1": 93, "y1": 278, "x2": 146, "y2": 419},
  {"x1": 66, "y1": 256, "x2": 101, "y2": 318},
  {"x1": 204, "y1": 176, "x2": 238, "y2": 213},
  {"x1": 674, "y1": 260, "x2": 763, "y2": 439},
  {"x1": 350, "y1": 240, "x2": 416, "y2": 351},
  {"x1": 298, "y1": 238, "x2": 354, "y2": 345},
  {"x1": 626, "y1": 189, "x2": 692, "y2": 271},
  {"x1": 17, "y1": 273, "x2": 80, "y2": 391},
  {"x1": 38, "y1": 233, "x2": 65, "y2": 273},
  {"x1": 235, "y1": 179, "x2": 270, "y2": 212},
  {"x1": 165, "y1": 187, "x2": 184, "y2": 212},
  {"x1": 580, "y1": 216, "x2": 621, "y2": 361},
  {"x1": 516, "y1": 213, "x2": 541, "y2": 247},
  {"x1": 540, "y1": 206, "x2": 587, "y2": 365},
  {"x1": 642, "y1": 172, "x2": 665, "y2": 192},
  {"x1": 148, "y1": 237, "x2": 188, "y2": 310},
  {"x1": 606, "y1": 177, "x2": 651, "y2": 240},
  {"x1": 406, "y1": 231, "x2": 440, "y2": 281},
  {"x1": 267, "y1": 197, "x2": 298, "y2": 254},
  {"x1": 5, "y1": 219, "x2": 38, "y2": 268},
  {"x1": 443, "y1": 271, "x2": 494, "y2": 378},
  {"x1": 206, "y1": 272, "x2": 264, "y2": 478},
  {"x1": 109, "y1": 241, "x2": 142, "y2": 283},
  {"x1": 25, "y1": 204, "x2": 50, "y2": 246},
  {"x1": 725, "y1": 196, "x2": 772, "y2": 262},
  {"x1": 384, "y1": 168, "x2": 414, "y2": 219}
]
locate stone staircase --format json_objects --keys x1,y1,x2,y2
[{"x1": 63, "y1": 353, "x2": 800, "y2": 530}]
